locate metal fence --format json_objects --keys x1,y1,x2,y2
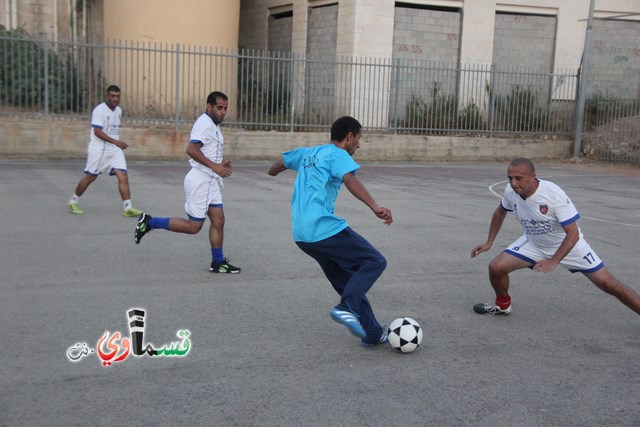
[{"x1": 1, "y1": 31, "x2": 639, "y2": 164}]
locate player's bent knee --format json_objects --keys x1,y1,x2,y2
[
  {"x1": 368, "y1": 256, "x2": 387, "y2": 274},
  {"x1": 186, "y1": 222, "x2": 204, "y2": 234},
  {"x1": 488, "y1": 259, "x2": 504, "y2": 275}
]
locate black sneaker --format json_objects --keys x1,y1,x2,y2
[
  {"x1": 210, "y1": 258, "x2": 241, "y2": 274},
  {"x1": 134, "y1": 213, "x2": 152, "y2": 244},
  {"x1": 473, "y1": 302, "x2": 512, "y2": 316}
]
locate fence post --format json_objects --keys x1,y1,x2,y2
[
  {"x1": 488, "y1": 64, "x2": 496, "y2": 138},
  {"x1": 175, "y1": 43, "x2": 180, "y2": 130},
  {"x1": 43, "y1": 33, "x2": 49, "y2": 123},
  {"x1": 289, "y1": 52, "x2": 295, "y2": 132},
  {"x1": 573, "y1": 0, "x2": 595, "y2": 159},
  {"x1": 392, "y1": 58, "x2": 400, "y2": 134}
]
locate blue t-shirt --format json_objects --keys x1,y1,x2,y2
[{"x1": 282, "y1": 144, "x2": 360, "y2": 243}]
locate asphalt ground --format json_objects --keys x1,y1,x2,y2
[{"x1": 1, "y1": 159, "x2": 640, "y2": 426}]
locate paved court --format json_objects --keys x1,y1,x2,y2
[{"x1": 1, "y1": 159, "x2": 640, "y2": 426}]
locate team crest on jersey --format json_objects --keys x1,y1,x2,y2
[{"x1": 539, "y1": 204, "x2": 548, "y2": 215}]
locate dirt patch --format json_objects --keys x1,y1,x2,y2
[{"x1": 583, "y1": 115, "x2": 640, "y2": 160}]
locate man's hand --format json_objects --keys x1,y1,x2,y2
[
  {"x1": 471, "y1": 242, "x2": 491, "y2": 258},
  {"x1": 374, "y1": 207, "x2": 393, "y2": 225},
  {"x1": 532, "y1": 259, "x2": 559, "y2": 273},
  {"x1": 214, "y1": 160, "x2": 232, "y2": 177}
]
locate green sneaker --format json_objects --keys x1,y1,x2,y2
[
  {"x1": 210, "y1": 258, "x2": 241, "y2": 274},
  {"x1": 123, "y1": 207, "x2": 143, "y2": 217},
  {"x1": 134, "y1": 213, "x2": 151, "y2": 244},
  {"x1": 68, "y1": 202, "x2": 85, "y2": 215}
]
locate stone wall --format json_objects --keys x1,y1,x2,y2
[{"x1": 0, "y1": 118, "x2": 573, "y2": 162}]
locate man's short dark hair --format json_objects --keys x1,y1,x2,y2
[
  {"x1": 106, "y1": 85, "x2": 120, "y2": 93},
  {"x1": 331, "y1": 116, "x2": 362, "y2": 142},
  {"x1": 207, "y1": 91, "x2": 228, "y2": 106}
]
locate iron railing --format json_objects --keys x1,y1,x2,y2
[{"x1": 1, "y1": 31, "x2": 639, "y2": 164}]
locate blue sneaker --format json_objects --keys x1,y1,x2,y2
[
  {"x1": 361, "y1": 327, "x2": 388, "y2": 347},
  {"x1": 330, "y1": 307, "x2": 366, "y2": 339}
]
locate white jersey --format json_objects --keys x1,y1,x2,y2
[
  {"x1": 501, "y1": 179, "x2": 584, "y2": 248},
  {"x1": 89, "y1": 102, "x2": 122, "y2": 151},
  {"x1": 188, "y1": 113, "x2": 224, "y2": 178}
]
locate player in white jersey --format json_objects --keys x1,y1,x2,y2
[
  {"x1": 471, "y1": 158, "x2": 640, "y2": 316},
  {"x1": 134, "y1": 91, "x2": 240, "y2": 274},
  {"x1": 67, "y1": 85, "x2": 143, "y2": 217}
]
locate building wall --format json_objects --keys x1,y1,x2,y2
[
  {"x1": 99, "y1": 0, "x2": 241, "y2": 120},
  {"x1": 393, "y1": 5, "x2": 461, "y2": 65},
  {"x1": 238, "y1": 0, "x2": 640, "y2": 71},
  {"x1": 492, "y1": 13, "x2": 556, "y2": 70},
  {"x1": 102, "y1": 0, "x2": 239, "y2": 47},
  {"x1": 1, "y1": 0, "x2": 72, "y2": 39},
  {"x1": 590, "y1": 19, "x2": 640, "y2": 98},
  {"x1": 268, "y1": 12, "x2": 292, "y2": 52}
]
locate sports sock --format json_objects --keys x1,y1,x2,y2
[
  {"x1": 148, "y1": 217, "x2": 169, "y2": 230},
  {"x1": 495, "y1": 295, "x2": 511, "y2": 310},
  {"x1": 123, "y1": 199, "x2": 132, "y2": 210},
  {"x1": 211, "y1": 248, "x2": 224, "y2": 264},
  {"x1": 70, "y1": 194, "x2": 80, "y2": 204}
]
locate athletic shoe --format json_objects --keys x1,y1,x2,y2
[
  {"x1": 330, "y1": 307, "x2": 366, "y2": 339},
  {"x1": 473, "y1": 302, "x2": 512, "y2": 316},
  {"x1": 134, "y1": 213, "x2": 151, "y2": 244},
  {"x1": 123, "y1": 207, "x2": 143, "y2": 217},
  {"x1": 68, "y1": 202, "x2": 85, "y2": 215},
  {"x1": 361, "y1": 328, "x2": 389, "y2": 347},
  {"x1": 210, "y1": 258, "x2": 241, "y2": 274}
]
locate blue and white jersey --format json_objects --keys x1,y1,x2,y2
[
  {"x1": 501, "y1": 179, "x2": 584, "y2": 248},
  {"x1": 89, "y1": 102, "x2": 122, "y2": 151},
  {"x1": 188, "y1": 112, "x2": 224, "y2": 178}
]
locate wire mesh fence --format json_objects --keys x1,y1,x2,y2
[{"x1": 1, "y1": 30, "x2": 639, "y2": 164}]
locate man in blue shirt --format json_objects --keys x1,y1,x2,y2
[{"x1": 267, "y1": 116, "x2": 393, "y2": 347}]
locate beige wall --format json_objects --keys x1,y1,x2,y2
[
  {"x1": 0, "y1": 118, "x2": 573, "y2": 162},
  {"x1": 101, "y1": 0, "x2": 241, "y2": 121},
  {"x1": 103, "y1": 0, "x2": 240, "y2": 47}
]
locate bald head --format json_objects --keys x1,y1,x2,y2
[{"x1": 509, "y1": 158, "x2": 535, "y2": 174}]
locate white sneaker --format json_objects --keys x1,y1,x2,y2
[{"x1": 473, "y1": 302, "x2": 512, "y2": 316}]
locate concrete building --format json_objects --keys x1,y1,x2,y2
[
  {"x1": 237, "y1": 0, "x2": 640, "y2": 126},
  {"x1": 239, "y1": 1, "x2": 640, "y2": 68},
  {"x1": 2, "y1": 1, "x2": 638, "y2": 126}
]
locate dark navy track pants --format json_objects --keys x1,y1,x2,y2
[{"x1": 296, "y1": 227, "x2": 386, "y2": 340}]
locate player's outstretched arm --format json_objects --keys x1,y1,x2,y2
[
  {"x1": 267, "y1": 160, "x2": 287, "y2": 176},
  {"x1": 343, "y1": 172, "x2": 393, "y2": 225},
  {"x1": 471, "y1": 205, "x2": 507, "y2": 258}
]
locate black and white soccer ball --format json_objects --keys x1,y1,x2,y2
[{"x1": 387, "y1": 317, "x2": 423, "y2": 353}]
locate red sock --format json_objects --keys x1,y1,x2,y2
[{"x1": 495, "y1": 295, "x2": 511, "y2": 310}]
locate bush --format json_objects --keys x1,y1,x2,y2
[{"x1": 0, "y1": 26, "x2": 84, "y2": 113}]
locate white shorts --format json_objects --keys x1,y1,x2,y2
[
  {"x1": 183, "y1": 168, "x2": 223, "y2": 220},
  {"x1": 84, "y1": 142, "x2": 127, "y2": 175},
  {"x1": 505, "y1": 235, "x2": 605, "y2": 273}
]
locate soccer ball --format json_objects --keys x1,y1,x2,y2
[{"x1": 387, "y1": 317, "x2": 423, "y2": 353}]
